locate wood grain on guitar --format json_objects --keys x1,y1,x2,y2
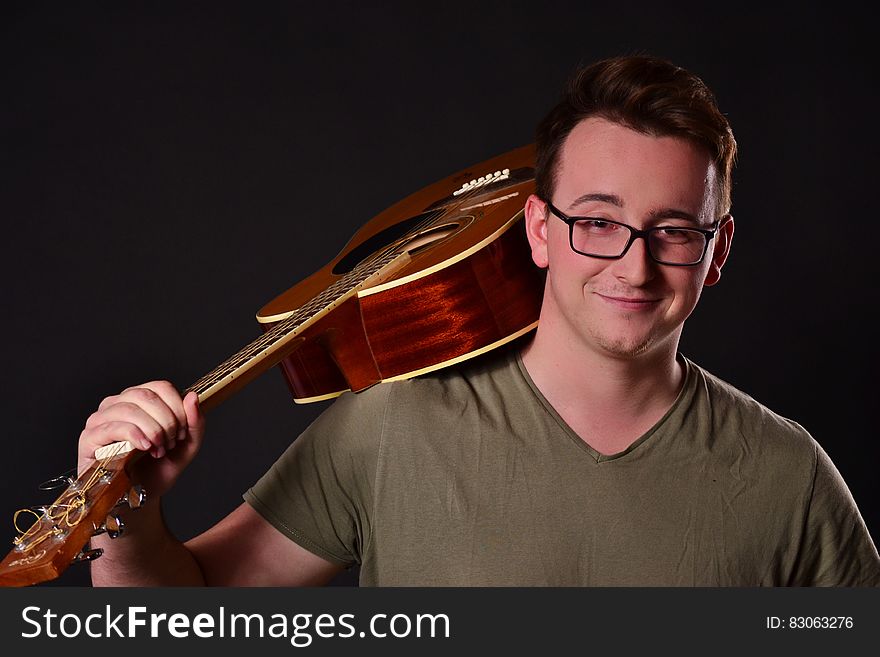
[{"x1": 0, "y1": 144, "x2": 543, "y2": 586}]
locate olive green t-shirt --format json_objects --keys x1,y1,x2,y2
[{"x1": 244, "y1": 350, "x2": 880, "y2": 586}]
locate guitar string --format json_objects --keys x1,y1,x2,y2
[{"x1": 10, "y1": 441, "x2": 128, "y2": 557}]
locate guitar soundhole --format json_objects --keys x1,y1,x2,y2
[{"x1": 332, "y1": 211, "x2": 437, "y2": 275}]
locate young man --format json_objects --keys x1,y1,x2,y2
[{"x1": 79, "y1": 56, "x2": 880, "y2": 586}]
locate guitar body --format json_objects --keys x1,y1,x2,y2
[{"x1": 256, "y1": 143, "x2": 544, "y2": 402}]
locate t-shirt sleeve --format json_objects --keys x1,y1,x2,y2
[
  {"x1": 243, "y1": 383, "x2": 390, "y2": 567},
  {"x1": 789, "y1": 441, "x2": 880, "y2": 586}
]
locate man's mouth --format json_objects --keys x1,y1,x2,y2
[{"x1": 595, "y1": 293, "x2": 660, "y2": 310}]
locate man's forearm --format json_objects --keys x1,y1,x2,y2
[{"x1": 90, "y1": 499, "x2": 205, "y2": 586}]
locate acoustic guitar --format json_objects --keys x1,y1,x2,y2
[{"x1": 0, "y1": 143, "x2": 544, "y2": 586}]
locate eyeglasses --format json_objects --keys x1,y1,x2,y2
[{"x1": 545, "y1": 201, "x2": 720, "y2": 266}]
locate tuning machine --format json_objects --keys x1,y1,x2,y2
[
  {"x1": 92, "y1": 513, "x2": 125, "y2": 539},
  {"x1": 39, "y1": 474, "x2": 79, "y2": 492},
  {"x1": 73, "y1": 547, "x2": 104, "y2": 562},
  {"x1": 116, "y1": 485, "x2": 146, "y2": 510}
]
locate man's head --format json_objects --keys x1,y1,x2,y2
[
  {"x1": 524, "y1": 56, "x2": 736, "y2": 362},
  {"x1": 535, "y1": 55, "x2": 736, "y2": 220}
]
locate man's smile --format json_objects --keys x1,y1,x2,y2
[{"x1": 594, "y1": 292, "x2": 662, "y2": 310}]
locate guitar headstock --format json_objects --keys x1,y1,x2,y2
[{"x1": 0, "y1": 445, "x2": 144, "y2": 587}]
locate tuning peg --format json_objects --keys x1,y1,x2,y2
[
  {"x1": 92, "y1": 513, "x2": 125, "y2": 539},
  {"x1": 38, "y1": 475, "x2": 78, "y2": 492},
  {"x1": 73, "y1": 547, "x2": 103, "y2": 562},
  {"x1": 116, "y1": 485, "x2": 146, "y2": 510}
]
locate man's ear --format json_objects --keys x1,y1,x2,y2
[
  {"x1": 524, "y1": 194, "x2": 550, "y2": 269},
  {"x1": 704, "y1": 214, "x2": 734, "y2": 286}
]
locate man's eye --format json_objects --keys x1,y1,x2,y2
[
  {"x1": 581, "y1": 219, "x2": 617, "y2": 231},
  {"x1": 655, "y1": 227, "x2": 698, "y2": 243}
]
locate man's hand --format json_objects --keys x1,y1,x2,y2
[
  {"x1": 77, "y1": 381, "x2": 205, "y2": 499},
  {"x1": 78, "y1": 380, "x2": 343, "y2": 587}
]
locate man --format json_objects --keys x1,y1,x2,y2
[{"x1": 79, "y1": 55, "x2": 880, "y2": 586}]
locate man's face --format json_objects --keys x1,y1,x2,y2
[{"x1": 525, "y1": 117, "x2": 733, "y2": 360}]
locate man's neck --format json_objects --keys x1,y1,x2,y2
[{"x1": 520, "y1": 325, "x2": 684, "y2": 455}]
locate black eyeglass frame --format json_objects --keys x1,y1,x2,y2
[{"x1": 545, "y1": 200, "x2": 721, "y2": 267}]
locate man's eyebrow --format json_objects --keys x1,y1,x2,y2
[
  {"x1": 569, "y1": 193, "x2": 700, "y2": 224},
  {"x1": 647, "y1": 207, "x2": 700, "y2": 224},
  {"x1": 569, "y1": 192, "x2": 624, "y2": 209}
]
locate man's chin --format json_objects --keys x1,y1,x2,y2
[{"x1": 592, "y1": 333, "x2": 655, "y2": 359}]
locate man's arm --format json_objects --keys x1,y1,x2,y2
[
  {"x1": 80, "y1": 380, "x2": 344, "y2": 586},
  {"x1": 185, "y1": 503, "x2": 344, "y2": 586},
  {"x1": 788, "y1": 443, "x2": 880, "y2": 586},
  {"x1": 90, "y1": 499, "x2": 344, "y2": 586}
]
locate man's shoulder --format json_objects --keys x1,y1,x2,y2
[
  {"x1": 368, "y1": 345, "x2": 517, "y2": 396},
  {"x1": 328, "y1": 345, "x2": 520, "y2": 418},
  {"x1": 687, "y1": 357, "x2": 818, "y2": 463}
]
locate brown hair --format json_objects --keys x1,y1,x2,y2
[{"x1": 535, "y1": 55, "x2": 737, "y2": 218}]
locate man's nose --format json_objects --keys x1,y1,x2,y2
[{"x1": 610, "y1": 235, "x2": 656, "y2": 286}]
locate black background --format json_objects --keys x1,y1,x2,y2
[{"x1": 1, "y1": 2, "x2": 876, "y2": 586}]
